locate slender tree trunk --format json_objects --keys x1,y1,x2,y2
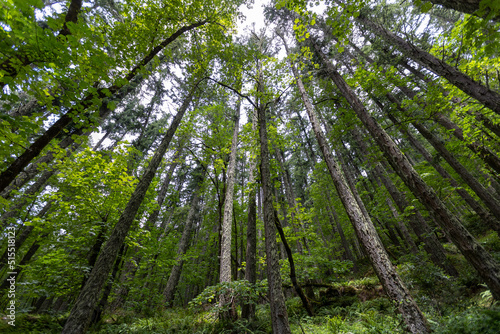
[
  {"x1": 314, "y1": 41, "x2": 500, "y2": 300},
  {"x1": 219, "y1": 104, "x2": 240, "y2": 319},
  {"x1": 61, "y1": 81, "x2": 198, "y2": 334},
  {"x1": 242, "y1": 112, "x2": 258, "y2": 320},
  {"x1": 144, "y1": 148, "x2": 184, "y2": 230},
  {"x1": 163, "y1": 167, "x2": 205, "y2": 305},
  {"x1": 257, "y1": 83, "x2": 292, "y2": 334},
  {"x1": 273, "y1": 210, "x2": 314, "y2": 316}
]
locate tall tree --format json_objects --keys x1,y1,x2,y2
[
  {"x1": 278, "y1": 29, "x2": 430, "y2": 334},
  {"x1": 61, "y1": 80, "x2": 199, "y2": 334},
  {"x1": 219, "y1": 102, "x2": 240, "y2": 318}
]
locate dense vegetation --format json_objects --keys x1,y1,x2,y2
[{"x1": 1, "y1": 0, "x2": 500, "y2": 333}]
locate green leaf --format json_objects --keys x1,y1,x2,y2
[
  {"x1": 420, "y1": 1, "x2": 433, "y2": 12},
  {"x1": 107, "y1": 101, "x2": 117, "y2": 110}
]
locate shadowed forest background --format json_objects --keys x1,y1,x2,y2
[{"x1": 1, "y1": 0, "x2": 500, "y2": 333}]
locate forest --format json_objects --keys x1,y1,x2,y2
[{"x1": 0, "y1": 0, "x2": 500, "y2": 333}]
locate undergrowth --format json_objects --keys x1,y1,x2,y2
[{"x1": 2, "y1": 252, "x2": 498, "y2": 334}]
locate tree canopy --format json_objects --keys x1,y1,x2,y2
[{"x1": 1, "y1": 0, "x2": 500, "y2": 333}]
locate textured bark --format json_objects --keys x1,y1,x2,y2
[
  {"x1": 59, "y1": 0, "x2": 84, "y2": 36},
  {"x1": 163, "y1": 168, "x2": 205, "y2": 305},
  {"x1": 242, "y1": 111, "x2": 258, "y2": 320},
  {"x1": 61, "y1": 83, "x2": 196, "y2": 334},
  {"x1": 357, "y1": 13, "x2": 500, "y2": 115},
  {"x1": 315, "y1": 42, "x2": 500, "y2": 300},
  {"x1": 285, "y1": 34, "x2": 429, "y2": 333},
  {"x1": 0, "y1": 21, "x2": 207, "y2": 193},
  {"x1": 219, "y1": 106, "x2": 240, "y2": 319},
  {"x1": 257, "y1": 91, "x2": 292, "y2": 333},
  {"x1": 90, "y1": 244, "x2": 125, "y2": 325}
]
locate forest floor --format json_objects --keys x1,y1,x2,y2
[
  {"x1": 2, "y1": 232, "x2": 500, "y2": 333},
  {"x1": 2, "y1": 278, "x2": 499, "y2": 333}
]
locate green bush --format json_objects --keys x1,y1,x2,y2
[
  {"x1": 0, "y1": 314, "x2": 64, "y2": 333},
  {"x1": 434, "y1": 306, "x2": 500, "y2": 334}
]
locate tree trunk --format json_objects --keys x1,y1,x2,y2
[
  {"x1": 242, "y1": 111, "x2": 258, "y2": 320},
  {"x1": 427, "y1": 0, "x2": 500, "y2": 22},
  {"x1": 257, "y1": 79, "x2": 292, "y2": 334},
  {"x1": 61, "y1": 81, "x2": 197, "y2": 334},
  {"x1": 163, "y1": 167, "x2": 205, "y2": 305},
  {"x1": 273, "y1": 210, "x2": 315, "y2": 316},
  {"x1": 219, "y1": 104, "x2": 240, "y2": 319}
]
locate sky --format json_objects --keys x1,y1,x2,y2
[{"x1": 238, "y1": 0, "x2": 269, "y2": 36}]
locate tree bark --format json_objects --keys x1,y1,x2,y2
[
  {"x1": 242, "y1": 111, "x2": 258, "y2": 320},
  {"x1": 427, "y1": 0, "x2": 500, "y2": 22},
  {"x1": 257, "y1": 76, "x2": 292, "y2": 334},
  {"x1": 219, "y1": 104, "x2": 240, "y2": 319}
]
